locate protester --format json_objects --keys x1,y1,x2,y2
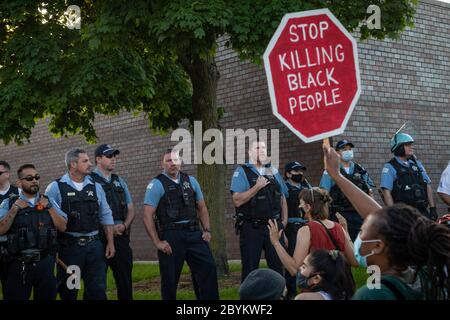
[
  {"x1": 239, "y1": 268, "x2": 286, "y2": 300},
  {"x1": 268, "y1": 187, "x2": 358, "y2": 278},
  {"x1": 295, "y1": 249, "x2": 355, "y2": 300},
  {"x1": 323, "y1": 144, "x2": 450, "y2": 300}
]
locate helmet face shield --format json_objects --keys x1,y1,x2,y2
[{"x1": 390, "y1": 133, "x2": 415, "y2": 153}]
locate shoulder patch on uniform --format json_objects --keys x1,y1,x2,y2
[
  {"x1": 147, "y1": 182, "x2": 154, "y2": 190},
  {"x1": 233, "y1": 171, "x2": 239, "y2": 178},
  {"x1": 382, "y1": 168, "x2": 389, "y2": 174}
]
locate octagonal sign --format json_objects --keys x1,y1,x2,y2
[{"x1": 264, "y1": 9, "x2": 361, "y2": 143}]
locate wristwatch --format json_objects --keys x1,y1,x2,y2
[
  {"x1": 203, "y1": 229, "x2": 211, "y2": 233},
  {"x1": 46, "y1": 201, "x2": 53, "y2": 210}
]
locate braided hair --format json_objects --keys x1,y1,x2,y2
[
  {"x1": 373, "y1": 204, "x2": 450, "y2": 300},
  {"x1": 308, "y1": 249, "x2": 356, "y2": 300}
]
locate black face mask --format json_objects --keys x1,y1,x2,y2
[
  {"x1": 299, "y1": 207, "x2": 306, "y2": 218},
  {"x1": 290, "y1": 174, "x2": 303, "y2": 183}
]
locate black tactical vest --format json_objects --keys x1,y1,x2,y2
[
  {"x1": 155, "y1": 172, "x2": 198, "y2": 227},
  {"x1": 6, "y1": 196, "x2": 57, "y2": 256},
  {"x1": 388, "y1": 158, "x2": 428, "y2": 208},
  {"x1": 0, "y1": 185, "x2": 19, "y2": 204},
  {"x1": 330, "y1": 163, "x2": 370, "y2": 212},
  {"x1": 235, "y1": 165, "x2": 282, "y2": 220},
  {"x1": 57, "y1": 179, "x2": 100, "y2": 233},
  {"x1": 286, "y1": 182, "x2": 310, "y2": 218},
  {"x1": 91, "y1": 172, "x2": 128, "y2": 222}
]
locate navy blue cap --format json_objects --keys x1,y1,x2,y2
[
  {"x1": 95, "y1": 144, "x2": 120, "y2": 157},
  {"x1": 335, "y1": 140, "x2": 354, "y2": 150},
  {"x1": 285, "y1": 161, "x2": 306, "y2": 172}
]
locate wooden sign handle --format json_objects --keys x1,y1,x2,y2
[{"x1": 323, "y1": 138, "x2": 330, "y2": 170}]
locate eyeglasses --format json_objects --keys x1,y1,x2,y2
[
  {"x1": 104, "y1": 154, "x2": 116, "y2": 159},
  {"x1": 21, "y1": 174, "x2": 40, "y2": 182}
]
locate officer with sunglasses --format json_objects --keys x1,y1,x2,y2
[
  {"x1": 91, "y1": 144, "x2": 135, "y2": 300},
  {"x1": 0, "y1": 164, "x2": 67, "y2": 300},
  {"x1": 0, "y1": 161, "x2": 19, "y2": 297}
]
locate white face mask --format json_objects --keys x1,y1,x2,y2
[{"x1": 341, "y1": 150, "x2": 354, "y2": 162}]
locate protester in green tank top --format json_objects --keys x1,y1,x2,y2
[{"x1": 323, "y1": 145, "x2": 450, "y2": 300}]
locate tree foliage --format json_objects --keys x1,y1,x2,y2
[{"x1": 0, "y1": 0, "x2": 418, "y2": 144}]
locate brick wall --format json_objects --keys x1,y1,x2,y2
[{"x1": 0, "y1": 0, "x2": 448, "y2": 260}]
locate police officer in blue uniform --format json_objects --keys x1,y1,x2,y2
[
  {"x1": 45, "y1": 148, "x2": 115, "y2": 300},
  {"x1": 0, "y1": 161, "x2": 19, "y2": 297},
  {"x1": 91, "y1": 144, "x2": 135, "y2": 300},
  {"x1": 319, "y1": 140, "x2": 375, "y2": 241},
  {"x1": 381, "y1": 133, "x2": 437, "y2": 220},
  {"x1": 283, "y1": 161, "x2": 311, "y2": 299},
  {"x1": 231, "y1": 140, "x2": 289, "y2": 282},
  {"x1": 0, "y1": 164, "x2": 67, "y2": 300},
  {"x1": 143, "y1": 149, "x2": 219, "y2": 300}
]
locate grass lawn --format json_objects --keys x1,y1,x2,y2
[
  {"x1": 0, "y1": 261, "x2": 369, "y2": 300},
  {"x1": 109, "y1": 261, "x2": 369, "y2": 300}
]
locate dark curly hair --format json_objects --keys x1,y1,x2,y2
[{"x1": 373, "y1": 203, "x2": 450, "y2": 300}]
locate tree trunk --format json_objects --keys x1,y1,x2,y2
[{"x1": 180, "y1": 54, "x2": 229, "y2": 276}]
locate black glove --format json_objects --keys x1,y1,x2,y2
[{"x1": 429, "y1": 207, "x2": 438, "y2": 221}]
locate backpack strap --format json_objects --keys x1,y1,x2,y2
[{"x1": 381, "y1": 278, "x2": 406, "y2": 300}]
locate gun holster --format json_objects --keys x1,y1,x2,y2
[{"x1": 233, "y1": 213, "x2": 244, "y2": 235}]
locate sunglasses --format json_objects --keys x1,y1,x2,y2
[
  {"x1": 104, "y1": 154, "x2": 116, "y2": 159},
  {"x1": 21, "y1": 174, "x2": 40, "y2": 182}
]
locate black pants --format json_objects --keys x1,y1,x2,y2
[
  {"x1": 158, "y1": 229, "x2": 219, "y2": 300},
  {"x1": 0, "y1": 250, "x2": 8, "y2": 297},
  {"x1": 239, "y1": 221, "x2": 285, "y2": 283},
  {"x1": 4, "y1": 255, "x2": 57, "y2": 300},
  {"x1": 340, "y1": 210, "x2": 363, "y2": 242},
  {"x1": 106, "y1": 234, "x2": 133, "y2": 300},
  {"x1": 284, "y1": 223, "x2": 301, "y2": 298},
  {"x1": 57, "y1": 238, "x2": 107, "y2": 300}
]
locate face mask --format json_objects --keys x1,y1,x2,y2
[
  {"x1": 341, "y1": 150, "x2": 354, "y2": 162},
  {"x1": 290, "y1": 173, "x2": 303, "y2": 183},
  {"x1": 353, "y1": 232, "x2": 381, "y2": 268},
  {"x1": 296, "y1": 272, "x2": 316, "y2": 289}
]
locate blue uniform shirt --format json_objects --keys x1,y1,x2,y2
[
  {"x1": 144, "y1": 171, "x2": 204, "y2": 208},
  {"x1": 380, "y1": 156, "x2": 431, "y2": 191},
  {"x1": 0, "y1": 192, "x2": 67, "y2": 241},
  {"x1": 319, "y1": 162, "x2": 375, "y2": 192},
  {"x1": 230, "y1": 163, "x2": 289, "y2": 198},
  {"x1": 45, "y1": 173, "x2": 114, "y2": 237}
]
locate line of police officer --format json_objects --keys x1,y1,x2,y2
[
  {"x1": 0, "y1": 145, "x2": 135, "y2": 300},
  {"x1": 0, "y1": 131, "x2": 440, "y2": 300}
]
